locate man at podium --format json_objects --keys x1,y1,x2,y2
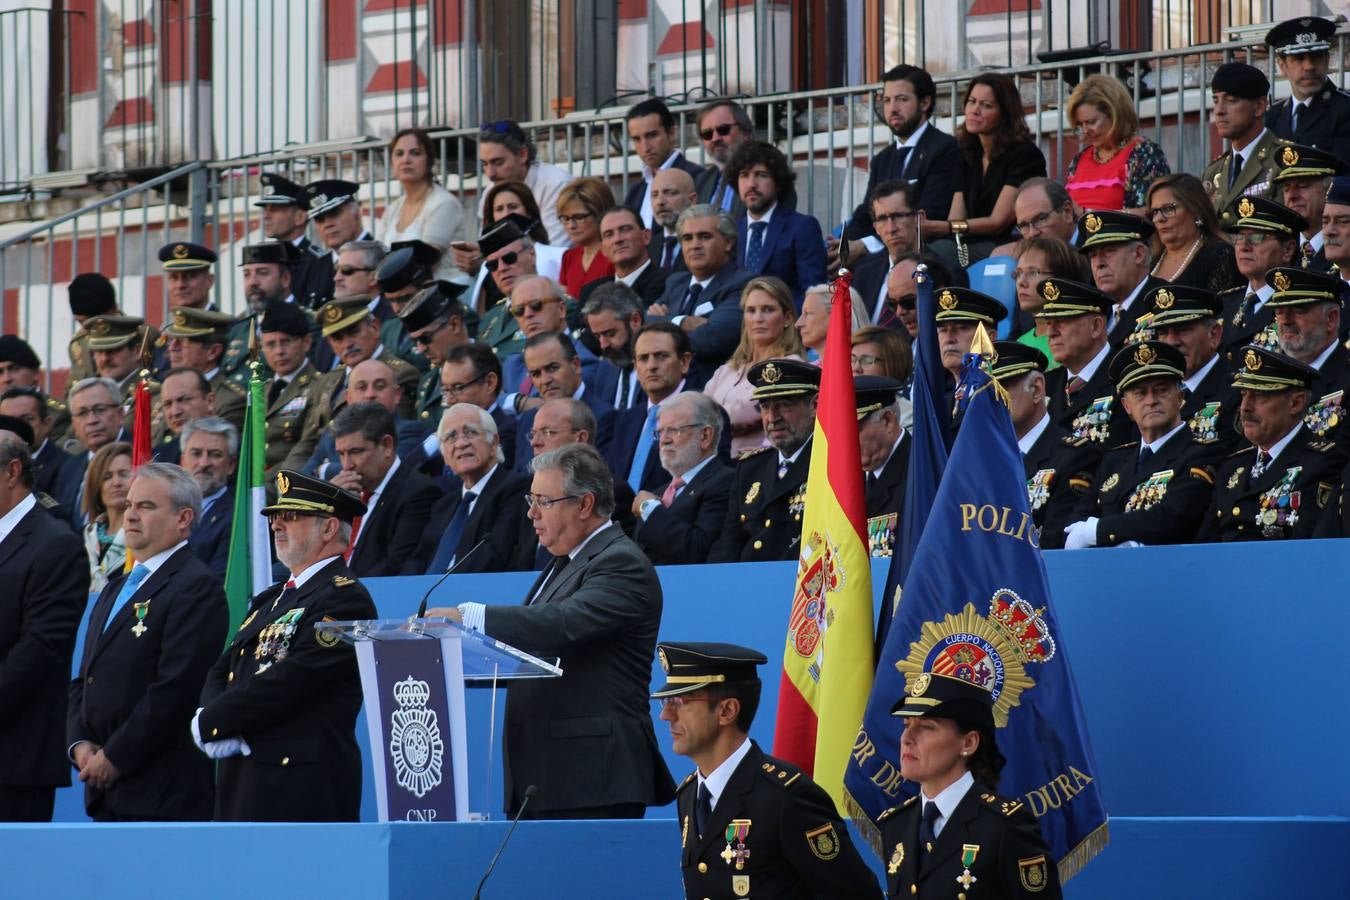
[{"x1": 428, "y1": 443, "x2": 676, "y2": 817}]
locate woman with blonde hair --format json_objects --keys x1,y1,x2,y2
[
  {"x1": 556, "y1": 176, "x2": 617, "y2": 298},
  {"x1": 702, "y1": 276, "x2": 808, "y2": 455},
  {"x1": 1064, "y1": 74, "x2": 1170, "y2": 216},
  {"x1": 81, "y1": 441, "x2": 132, "y2": 593}
]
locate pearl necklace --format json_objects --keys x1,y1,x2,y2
[{"x1": 1152, "y1": 236, "x2": 1202, "y2": 278}]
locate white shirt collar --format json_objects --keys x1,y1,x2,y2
[
  {"x1": 688, "y1": 273, "x2": 714, "y2": 290},
  {"x1": 672, "y1": 452, "x2": 716, "y2": 485},
  {"x1": 895, "y1": 120, "x2": 929, "y2": 151},
  {"x1": 0, "y1": 493, "x2": 36, "y2": 545},
  {"x1": 747, "y1": 202, "x2": 778, "y2": 225},
  {"x1": 696, "y1": 737, "x2": 753, "y2": 810},
  {"x1": 571, "y1": 383, "x2": 588, "y2": 401},
  {"x1": 643, "y1": 150, "x2": 683, "y2": 183},
  {"x1": 466, "y1": 463, "x2": 498, "y2": 496},
  {"x1": 134, "y1": 539, "x2": 190, "y2": 575},
  {"x1": 779, "y1": 439, "x2": 810, "y2": 468},
  {"x1": 1117, "y1": 275, "x2": 1150, "y2": 314},
  {"x1": 1263, "y1": 421, "x2": 1303, "y2": 459},
  {"x1": 617, "y1": 258, "x2": 651, "y2": 286},
  {"x1": 1068, "y1": 341, "x2": 1111, "y2": 384},
  {"x1": 920, "y1": 770, "x2": 975, "y2": 838},
  {"x1": 202, "y1": 367, "x2": 220, "y2": 383},
  {"x1": 1183, "y1": 353, "x2": 1221, "y2": 393},
  {"x1": 1018, "y1": 412, "x2": 1051, "y2": 455},
  {"x1": 567, "y1": 519, "x2": 614, "y2": 560},
  {"x1": 868, "y1": 432, "x2": 907, "y2": 478},
  {"x1": 1250, "y1": 283, "x2": 1275, "y2": 311},
  {"x1": 352, "y1": 456, "x2": 401, "y2": 547},
  {"x1": 290, "y1": 555, "x2": 342, "y2": 589},
  {"x1": 648, "y1": 380, "x2": 686, "y2": 412},
  {"x1": 1309, "y1": 339, "x2": 1339, "y2": 371},
  {"x1": 1306, "y1": 230, "x2": 1325, "y2": 250},
  {"x1": 1232, "y1": 127, "x2": 1269, "y2": 157},
  {"x1": 1141, "y1": 421, "x2": 1187, "y2": 455}
]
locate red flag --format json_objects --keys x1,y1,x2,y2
[{"x1": 130, "y1": 378, "x2": 153, "y2": 468}]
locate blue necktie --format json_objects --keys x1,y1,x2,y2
[
  {"x1": 746, "y1": 221, "x2": 767, "y2": 272},
  {"x1": 428, "y1": 492, "x2": 475, "y2": 573},
  {"x1": 681, "y1": 282, "x2": 704, "y2": 317},
  {"x1": 104, "y1": 564, "x2": 150, "y2": 632},
  {"x1": 628, "y1": 405, "x2": 660, "y2": 492},
  {"x1": 894, "y1": 145, "x2": 913, "y2": 179}
]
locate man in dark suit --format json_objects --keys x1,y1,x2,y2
[
  {"x1": 631, "y1": 392, "x2": 733, "y2": 565},
  {"x1": 1147, "y1": 285, "x2": 1243, "y2": 451},
  {"x1": 1272, "y1": 142, "x2": 1343, "y2": 271},
  {"x1": 579, "y1": 207, "x2": 669, "y2": 314},
  {"x1": 1264, "y1": 16, "x2": 1350, "y2": 164},
  {"x1": 68, "y1": 463, "x2": 228, "y2": 821},
  {"x1": 583, "y1": 282, "x2": 648, "y2": 412},
  {"x1": 692, "y1": 99, "x2": 754, "y2": 217},
  {"x1": 428, "y1": 443, "x2": 675, "y2": 818},
  {"x1": 330, "y1": 402, "x2": 440, "y2": 578},
  {"x1": 180, "y1": 417, "x2": 237, "y2": 579},
  {"x1": 409, "y1": 403, "x2": 530, "y2": 574},
  {"x1": 649, "y1": 168, "x2": 698, "y2": 273},
  {"x1": 839, "y1": 64, "x2": 958, "y2": 264},
  {"x1": 655, "y1": 642, "x2": 879, "y2": 899},
  {"x1": 0, "y1": 418, "x2": 89, "y2": 821},
  {"x1": 851, "y1": 181, "x2": 922, "y2": 328},
  {"x1": 197, "y1": 471, "x2": 377, "y2": 821},
  {"x1": 0, "y1": 387, "x2": 81, "y2": 523},
  {"x1": 623, "y1": 98, "x2": 704, "y2": 229},
  {"x1": 607, "y1": 321, "x2": 695, "y2": 492},
  {"x1": 650, "y1": 205, "x2": 754, "y2": 383},
  {"x1": 728, "y1": 140, "x2": 826, "y2": 304},
  {"x1": 1074, "y1": 210, "x2": 1164, "y2": 347},
  {"x1": 856, "y1": 377, "x2": 911, "y2": 558},
  {"x1": 302, "y1": 179, "x2": 375, "y2": 309},
  {"x1": 256, "y1": 172, "x2": 326, "y2": 307},
  {"x1": 513, "y1": 332, "x2": 616, "y2": 469}
]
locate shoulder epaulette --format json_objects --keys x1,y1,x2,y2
[
  {"x1": 877, "y1": 805, "x2": 901, "y2": 822},
  {"x1": 1228, "y1": 445, "x2": 1254, "y2": 459},
  {"x1": 35, "y1": 491, "x2": 59, "y2": 510},
  {"x1": 1061, "y1": 434, "x2": 1090, "y2": 447},
  {"x1": 738, "y1": 445, "x2": 772, "y2": 460},
  {"x1": 47, "y1": 397, "x2": 67, "y2": 411},
  {"x1": 1189, "y1": 466, "x2": 1215, "y2": 484},
  {"x1": 220, "y1": 379, "x2": 246, "y2": 395},
  {"x1": 902, "y1": 794, "x2": 918, "y2": 808},
  {"x1": 307, "y1": 244, "x2": 326, "y2": 258},
  {"x1": 1310, "y1": 440, "x2": 1335, "y2": 452},
  {"x1": 759, "y1": 758, "x2": 802, "y2": 788},
  {"x1": 677, "y1": 772, "x2": 696, "y2": 792},
  {"x1": 333, "y1": 575, "x2": 356, "y2": 587},
  {"x1": 1110, "y1": 440, "x2": 1139, "y2": 451},
  {"x1": 978, "y1": 792, "x2": 1025, "y2": 817},
  {"x1": 1216, "y1": 286, "x2": 1244, "y2": 299}
]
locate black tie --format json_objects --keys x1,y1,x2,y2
[
  {"x1": 681, "y1": 282, "x2": 704, "y2": 317},
  {"x1": 267, "y1": 378, "x2": 285, "y2": 407},
  {"x1": 1229, "y1": 152, "x2": 1243, "y2": 189},
  {"x1": 618, "y1": 370, "x2": 633, "y2": 409},
  {"x1": 695, "y1": 782, "x2": 713, "y2": 838},
  {"x1": 1137, "y1": 445, "x2": 1154, "y2": 474},
  {"x1": 661, "y1": 235, "x2": 678, "y2": 270},
  {"x1": 919, "y1": 800, "x2": 940, "y2": 862},
  {"x1": 893, "y1": 145, "x2": 913, "y2": 179},
  {"x1": 526, "y1": 554, "x2": 569, "y2": 605}
]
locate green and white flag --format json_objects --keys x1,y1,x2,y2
[{"x1": 223, "y1": 372, "x2": 272, "y2": 635}]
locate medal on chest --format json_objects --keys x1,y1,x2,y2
[
  {"x1": 887, "y1": 842, "x2": 905, "y2": 875},
  {"x1": 1256, "y1": 467, "x2": 1301, "y2": 536},
  {"x1": 1304, "y1": 390, "x2": 1343, "y2": 437},
  {"x1": 956, "y1": 844, "x2": 981, "y2": 889},
  {"x1": 867, "y1": 513, "x2": 897, "y2": 557},
  {"x1": 722, "y1": 819, "x2": 751, "y2": 870},
  {"x1": 1071, "y1": 396, "x2": 1113, "y2": 443},
  {"x1": 1188, "y1": 401, "x2": 1221, "y2": 442},
  {"x1": 254, "y1": 607, "x2": 307, "y2": 673},
  {"x1": 131, "y1": 599, "x2": 151, "y2": 638},
  {"x1": 1124, "y1": 469, "x2": 1173, "y2": 512},
  {"x1": 1026, "y1": 468, "x2": 1055, "y2": 511},
  {"x1": 1250, "y1": 323, "x2": 1280, "y2": 352}
]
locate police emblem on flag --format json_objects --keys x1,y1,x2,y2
[{"x1": 389, "y1": 676, "x2": 445, "y2": 798}]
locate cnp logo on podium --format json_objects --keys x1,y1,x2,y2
[
  {"x1": 374, "y1": 642, "x2": 458, "y2": 820},
  {"x1": 390, "y1": 676, "x2": 445, "y2": 798}
]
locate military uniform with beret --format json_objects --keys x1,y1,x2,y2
[
  {"x1": 1072, "y1": 211, "x2": 1165, "y2": 347},
  {"x1": 707, "y1": 359, "x2": 818, "y2": 563},
  {"x1": 1067, "y1": 341, "x2": 1223, "y2": 547},
  {"x1": 1261, "y1": 266, "x2": 1350, "y2": 446},
  {"x1": 1219, "y1": 198, "x2": 1309, "y2": 356},
  {"x1": 655, "y1": 643, "x2": 880, "y2": 900},
  {"x1": 1145, "y1": 284, "x2": 1244, "y2": 451},
  {"x1": 1264, "y1": 17, "x2": 1350, "y2": 164},
  {"x1": 255, "y1": 305, "x2": 323, "y2": 479},
  {"x1": 256, "y1": 173, "x2": 326, "y2": 307},
  {"x1": 1202, "y1": 63, "x2": 1286, "y2": 223},
  {"x1": 880, "y1": 673, "x2": 1061, "y2": 900},
  {"x1": 198, "y1": 470, "x2": 377, "y2": 822},
  {"x1": 1198, "y1": 346, "x2": 1348, "y2": 540},
  {"x1": 992, "y1": 342, "x2": 1101, "y2": 549}
]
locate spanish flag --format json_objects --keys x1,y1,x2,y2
[{"x1": 772, "y1": 271, "x2": 875, "y2": 813}]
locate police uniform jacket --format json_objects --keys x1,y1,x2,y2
[
  {"x1": 1107, "y1": 276, "x2": 1168, "y2": 349},
  {"x1": 1197, "y1": 424, "x2": 1347, "y2": 541},
  {"x1": 198, "y1": 557, "x2": 377, "y2": 822},
  {"x1": 0, "y1": 500, "x2": 89, "y2": 793},
  {"x1": 1045, "y1": 361, "x2": 1133, "y2": 450},
  {"x1": 346, "y1": 461, "x2": 442, "y2": 578},
  {"x1": 707, "y1": 438, "x2": 812, "y2": 563},
  {"x1": 67, "y1": 546, "x2": 228, "y2": 820},
  {"x1": 1183, "y1": 355, "x2": 1243, "y2": 452},
  {"x1": 1266, "y1": 78, "x2": 1350, "y2": 162},
  {"x1": 676, "y1": 742, "x2": 880, "y2": 900},
  {"x1": 879, "y1": 782, "x2": 1062, "y2": 900},
  {"x1": 267, "y1": 361, "x2": 321, "y2": 477},
  {"x1": 1074, "y1": 427, "x2": 1223, "y2": 546},
  {"x1": 1219, "y1": 286, "x2": 1277, "y2": 357},
  {"x1": 1202, "y1": 131, "x2": 1285, "y2": 227},
  {"x1": 633, "y1": 459, "x2": 735, "y2": 566},
  {"x1": 289, "y1": 236, "x2": 328, "y2": 308},
  {"x1": 1305, "y1": 342, "x2": 1350, "y2": 445},
  {"x1": 1022, "y1": 420, "x2": 1100, "y2": 551}
]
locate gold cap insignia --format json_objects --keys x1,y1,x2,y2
[
  {"x1": 761, "y1": 362, "x2": 781, "y2": 384},
  {"x1": 172, "y1": 243, "x2": 189, "y2": 259},
  {"x1": 938, "y1": 290, "x2": 957, "y2": 311},
  {"x1": 324, "y1": 305, "x2": 342, "y2": 324},
  {"x1": 909, "y1": 673, "x2": 931, "y2": 697},
  {"x1": 1245, "y1": 349, "x2": 1262, "y2": 371},
  {"x1": 173, "y1": 309, "x2": 188, "y2": 326},
  {"x1": 1041, "y1": 281, "x2": 1060, "y2": 302},
  {"x1": 1238, "y1": 197, "x2": 1255, "y2": 218},
  {"x1": 91, "y1": 319, "x2": 110, "y2": 336},
  {"x1": 658, "y1": 646, "x2": 669, "y2": 673},
  {"x1": 1281, "y1": 146, "x2": 1300, "y2": 167},
  {"x1": 1133, "y1": 344, "x2": 1157, "y2": 366},
  {"x1": 277, "y1": 472, "x2": 291, "y2": 495},
  {"x1": 1084, "y1": 213, "x2": 1102, "y2": 234},
  {"x1": 1154, "y1": 289, "x2": 1174, "y2": 310},
  {"x1": 1273, "y1": 271, "x2": 1291, "y2": 292}
]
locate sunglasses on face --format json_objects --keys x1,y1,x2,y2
[
  {"x1": 699, "y1": 123, "x2": 736, "y2": 141},
  {"x1": 336, "y1": 265, "x2": 374, "y2": 276},
  {"x1": 484, "y1": 251, "x2": 519, "y2": 272},
  {"x1": 510, "y1": 298, "x2": 554, "y2": 317},
  {"x1": 888, "y1": 295, "x2": 917, "y2": 311}
]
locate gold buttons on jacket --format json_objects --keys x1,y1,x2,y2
[
  {"x1": 211, "y1": 727, "x2": 219, "y2": 737},
  {"x1": 228, "y1": 672, "x2": 235, "y2": 682},
  {"x1": 753, "y1": 540, "x2": 763, "y2": 550},
  {"x1": 281, "y1": 756, "x2": 290, "y2": 766},
  {"x1": 697, "y1": 862, "x2": 707, "y2": 873}
]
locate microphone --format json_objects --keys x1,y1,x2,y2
[
  {"x1": 473, "y1": 784, "x2": 536, "y2": 900},
  {"x1": 415, "y1": 537, "x2": 492, "y2": 618}
]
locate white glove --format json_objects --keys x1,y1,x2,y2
[
  {"x1": 202, "y1": 737, "x2": 253, "y2": 759},
  {"x1": 1117, "y1": 540, "x2": 1144, "y2": 549},
  {"x1": 1063, "y1": 518, "x2": 1099, "y2": 550},
  {"x1": 190, "y1": 708, "x2": 206, "y2": 751}
]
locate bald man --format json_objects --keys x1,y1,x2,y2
[
  {"x1": 297, "y1": 359, "x2": 434, "y2": 479},
  {"x1": 650, "y1": 168, "x2": 698, "y2": 273}
]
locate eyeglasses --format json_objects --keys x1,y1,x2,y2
[
  {"x1": 1015, "y1": 210, "x2": 1056, "y2": 234},
  {"x1": 558, "y1": 212, "x2": 594, "y2": 225},
  {"x1": 412, "y1": 320, "x2": 448, "y2": 346},
  {"x1": 440, "y1": 374, "x2": 486, "y2": 399},
  {"x1": 1072, "y1": 116, "x2": 1106, "y2": 137},
  {"x1": 267, "y1": 510, "x2": 325, "y2": 524},
  {"x1": 874, "y1": 211, "x2": 918, "y2": 227},
  {"x1": 653, "y1": 424, "x2": 705, "y2": 440},
  {"x1": 887, "y1": 294, "x2": 917, "y2": 311},
  {"x1": 336, "y1": 265, "x2": 374, "y2": 276},
  {"x1": 72, "y1": 403, "x2": 118, "y2": 419},
  {"x1": 1012, "y1": 266, "x2": 1048, "y2": 282},
  {"x1": 656, "y1": 695, "x2": 716, "y2": 710},
  {"x1": 526, "y1": 426, "x2": 576, "y2": 442},
  {"x1": 851, "y1": 353, "x2": 880, "y2": 368},
  {"x1": 509, "y1": 298, "x2": 555, "y2": 317},
  {"x1": 1232, "y1": 232, "x2": 1274, "y2": 247},
  {"x1": 524, "y1": 492, "x2": 581, "y2": 510},
  {"x1": 698, "y1": 123, "x2": 737, "y2": 141},
  {"x1": 484, "y1": 251, "x2": 519, "y2": 272},
  {"x1": 1146, "y1": 202, "x2": 1180, "y2": 222},
  {"x1": 439, "y1": 425, "x2": 485, "y2": 444}
]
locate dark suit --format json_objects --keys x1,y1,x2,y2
[
  {"x1": 1022, "y1": 420, "x2": 1101, "y2": 550},
  {"x1": 648, "y1": 225, "x2": 688, "y2": 274},
  {"x1": 694, "y1": 164, "x2": 747, "y2": 219},
  {"x1": 605, "y1": 398, "x2": 733, "y2": 492},
  {"x1": 1266, "y1": 78, "x2": 1350, "y2": 163},
  {"x1": 589, "y1": 361, "x2": 646, "y2": 413},
  {"x1": 736, "y1": 207, "x2": 827, "y2": 303},
  {"x1": 190, "y1": 490, "x2": 234, "y2": 580},
  {"x1": 1107, "y1": 275, "x2": 1167, "y2": 348},
  {"x1": 301, "y1": 415, "x2": 432, "y2": 480},
  {"x1": 677, "y1": 742, "x2": 879, "y2": 899},
  {"x1": 0, "y1": 500, "x2": 88, "y2": 820},
  {"x1": 347, "y1": 461, "x2": 442, "y2": 578},
  {"x1": 842, "y1": 124, "x2": 959, "y2": 243},
  {"x1": 879, "y1": 782, "x2": 1062, "y2": 899},
  {"x1": 199, "y1": 558, "x2": 377, "y2": 821},
  {"x1": 514, "y1": 390, "x2": 616, "y2": 470},
  {"x1": 67, "y1": 546, "x2": 227, "y2": 820},
  {"x1": 407, "y1": 466, "x2": 530, "y2": 574},
  {"x1": 656, "y1": 265, "x2": 755, "y2": 382},
  {"x1": 851, "y1": 250, "x2": 904, "y2": 329},
  {"x1": 708, "y1": 440, "x2": 812, "y2": 562},
  {"x1": 633, "y1": 459, "x2": 733, "y2": 565},
  {"x1": 483, "y1": 525, "x2": 675, "y2": 816},
  {"x1": 623, "y1": 153, "x2": 705, "y2": 222},
  {"x1": 577, "y1": 262, "x2": 669, "y2": 308},
  {"x1": 288, "y1": 237, "x2": 328, "y2": 308}
]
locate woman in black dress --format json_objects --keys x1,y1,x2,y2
[
  {"x1": 1144, "y1": 173, "x2": 1242, "y2": 294},
  {"x1": 927, "y1": 72, "x2": 1047, "y2": 267}
]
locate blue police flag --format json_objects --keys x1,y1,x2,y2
[
  {"x1": 876, "y1": 265, "x2": 949, "y2": 647},
  {"x1": 845, "y1": 341, "x2": 1109, "y2": 881}
]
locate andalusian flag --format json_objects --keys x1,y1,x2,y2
[
  {"x1": 772, "y1": 271, "x2": 875, "y2": 814},
  {"x1": 223, "y1": 371, "x2": 271, "y2": 634}
]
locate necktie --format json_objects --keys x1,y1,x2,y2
[
  {"x1": 1235, "y1": 292, "x2": 1257, "y2": 327},
  {"x1": 270, "y1": 578, "x2": 298, "y2": 612},
  {"x1": 661, "y1": 476, "x2": 685, "y2": 507},
  {"x1": 345, "y1": 491, "x2": 372, "y2": 560},
  {"x1": 1291, "y1": 101, "x2": 1301, "y2": 133},
  {"x1": 1251, "y1": 450, "x2": 1273, "y2": 481},
  {"x1": 695, "y1": 782, "x2": 713, "y2": 838},
  {"x1": 919, "y1": 800, "x2": 941, "y2": 861},
  {"x1": 661, "y1": 235, "x2": 678, "y2": 270},
  {"x1": 681, "y1": 282, "x2": 704, "y2": 317},
  {"x1": 526, "y1": 554, "x2": 570, "y2": 605},
  {"x1": 428, "y1": 492, "x2": 475, "y2": 572},
  {"x1": 104, "y1": 564, "x2": 150, "y2": 632},
  {"x1": 518, "y1": 371, "x2": 533, "y2": 395},
  {"x1": 777, "y1": 457, "x2": 790, "y2": 479},
  {"x1": 1137, "y1": 445, "x2": 1154, "y2": 474},
  {"x1": 746, "y1": 221, "x2": 768, "y2": 272},
  {"x1": 267, "y1": 377, "x2": 286, "y2": 407},
  {"x1": 617, "y1": 370, "x2": 632, "y2": 409},
  {"x1": 1065, "y1": 375, "x2": 1086, "y2": 403},
  {"x1": 1229, "y1": 152, "x2": 1244, "y2": 189},
  {"x1": 628, "y1": 405, "x2": 660, "y2": 492},
  {"x1": 893, "y1": 145, "x2": 913, "y2": 178}
]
